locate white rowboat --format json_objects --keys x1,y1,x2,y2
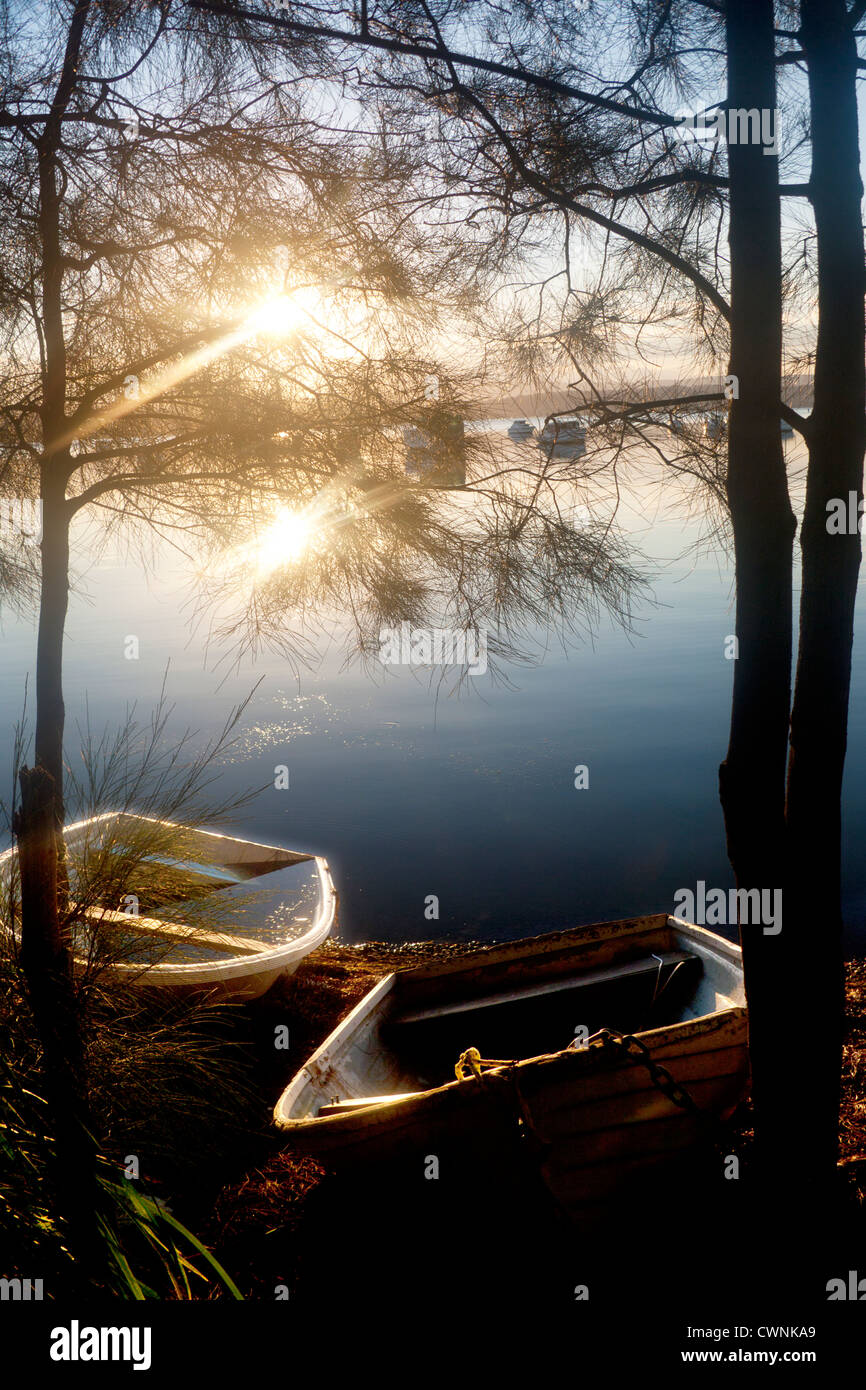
[{"x1": 0, "y1": 812, "x2": 336, "y2": 1001}]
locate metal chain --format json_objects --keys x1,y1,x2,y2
[
  {"x1": 589, "y1": 1026, "x2": 711, "y2": 1124},
  {"x1": 452, "y1": 1029, "x2": 728, "y2": 1218}
]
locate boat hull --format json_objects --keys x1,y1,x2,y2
[{"x1": 274, "y1": 914, "x2": 749, "y2": 1213}]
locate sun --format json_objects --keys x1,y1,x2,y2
[
  {"x1": 244, "y1": 294, "x2": 304, "y2": 338},
  {"x1": 243, "y1": 287, "x2": 324, "y2": 339},
  {"x1": 253, "y1": 508, "x2": 318, "y2": 575}
]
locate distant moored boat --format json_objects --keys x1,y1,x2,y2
[
  {"x1": 507, "y1": 419, "x2": 536, "y2": 441},
  {"x1": 537, "y1": 418, "x2": 587, "y2": 457}
]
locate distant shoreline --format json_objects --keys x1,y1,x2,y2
[{"x1": 475, "y1": 379, "x2": 814, "y2": 419}]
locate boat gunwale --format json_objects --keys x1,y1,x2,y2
[
  {"x1": 389, "y1": 911, "x2": 675, "y2": 989},
  {"x1": 275, "y1": 972, "x2": 398, "y2": 1126},
  {"x1": 389, "y1": 912, "x2": 743, "y2": 1008}
]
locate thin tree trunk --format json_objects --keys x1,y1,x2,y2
[
  {"x1": 35, "y1": 485, "x2": 70, "y2": 818},
  {"x1": 18, "y1": 0, "x2": 103, "y2": 1286},
  {"x1": 34, "y1": 0, "x2": 90, "y2": 822},
  {"x1": 719, "y1": 0, "x2": 796, "y2": 1193},
  {"x1": 14, "y1": 766, "x2": 102, "y2": 1287},
  {"x1": 784, "y1": 0, "x2": 866, "y2": 1186}
]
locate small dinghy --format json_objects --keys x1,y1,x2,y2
[
  {"x1": 0, "y1": 812, "x2": 336, "y2": 1001},
  {"x1": 274, "y1": 914, "x2": 747, "y2": 1217}
]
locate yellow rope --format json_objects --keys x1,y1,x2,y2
[{"x1": 454, "y1": 1046, "x2": 516, "y2": 1080}]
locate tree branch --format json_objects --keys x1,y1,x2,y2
[
  {"x1": 186, "y1": 0, "x2": 683, "y2": 130},
  {"x1": 447, "y1": 80, "x2": 733, "y2": 321}
]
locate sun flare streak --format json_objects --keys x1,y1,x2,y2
[{"x1": 61, "y1": 292, "x2": 317, "y2": 457}]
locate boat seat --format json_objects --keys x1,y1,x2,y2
[
  {"x1": 81, "y1": 906, "x2": 266, "y2": 956},
  {"x1": 390, "y1": 951, "x2": 700, "y2": 1028},
  {"x1": 317, "y1": 1093, "x2": 424, "y2": 1116}
]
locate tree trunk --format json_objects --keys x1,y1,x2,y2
[
  {"x1": 20, "y1": 1, "x2": 99, "y2": 1286},
  {"x1": 784, "y1": 0, "x2": 866, "y2": 1187},
  {"x1": 34, "y1": 0, "x2": 89, "y2": 825},
  {"x1": 14, "y1": 765, "x2": 102, "y2": 1287},
  {"x1": 35, "y1": 484, "x2": 70, "y2": 820},
  {"x1": 719, "y1": 0, "x2": 797, "y2": 1195}
]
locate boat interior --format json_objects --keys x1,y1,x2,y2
[
  {"x1": 61, "y1": 814, "x2": 323, "y2": 962},
  {"x1": 381, "y1": 950, "x2": 700, "y2": 1086}
]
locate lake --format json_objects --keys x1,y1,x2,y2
[{"x1": 2, "y1": 423, "x2": 865, "y2": 953}]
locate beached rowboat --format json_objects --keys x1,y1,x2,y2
[
  {"x1": 274, "y1": 914, "x2": 748, "y2": 1216},
  {"x1": 0, "y1": 812, "x2": 336, "y2": 1001}
]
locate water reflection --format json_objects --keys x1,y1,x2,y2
[{"x1": 1, "y1": 423, "x2": 864, "y2": 953}]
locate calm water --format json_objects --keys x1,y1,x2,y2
[{"x1": 2, "y1": 426, "x2": 865, "y2": 953}]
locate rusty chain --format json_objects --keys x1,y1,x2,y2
[
  {"x1": 591, "y1": 1027, "x2": 705, "y2": 1116},
  {"x1": 586, "y1": 1026, "x2": 733, "y2": 1154},
  {"x1": 457, "y1": 1023, "x2": 734, "y2": 1144}
]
